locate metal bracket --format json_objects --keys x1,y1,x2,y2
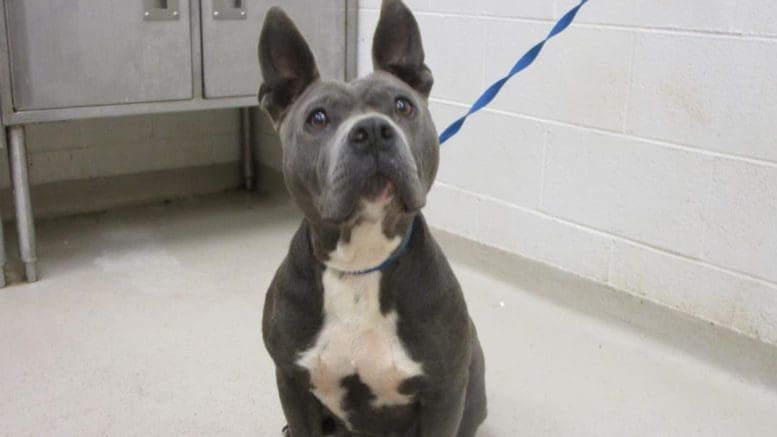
[
  {"x1": 213, "y1": 0, "x2": 247, "y2": 20},
  {"x1": 143, "y1": 0, "x2": 181, "y2": 21}
]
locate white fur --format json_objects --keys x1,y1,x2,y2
[
  {"x1": 326, "y1": 199, "x2": 400, "y2": 272},
  {"x1": 296, "y1": 200, "x2": 424, "y2": 425}
]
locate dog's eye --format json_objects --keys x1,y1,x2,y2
[
  {"x1": 395, "y1": 98, "x2": 414, "y2": 116},
  {"x1": 307, "y1": 110, "x2": 329, "y2": 129}
]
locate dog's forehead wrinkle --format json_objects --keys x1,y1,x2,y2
[
  {"x1": 354, "y1": 71, "x2": 420, "y2": 96},
  {"x1": 289, "y1": 80, "x2": 350, "y2": 114}
]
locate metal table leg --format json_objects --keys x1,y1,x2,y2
[
  {"x1": 240, "y1": 107, "x2": 255, "y2": 190},
  {"x1": 8, "y1": 126, "x2": 37, "y2": 282},
  {"x1": 0, "y1": 203, "x2": 6, "y2": 287}
]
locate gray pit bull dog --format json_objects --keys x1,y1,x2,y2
[{"x1": 258, "y1": 1, "x2": 487, "y2": 435}]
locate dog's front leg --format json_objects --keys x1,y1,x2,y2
[
  {"x1": 276, "y1": 368, "x2": 326, "y2": 437},
  {"x1": 416, "y1": 385, "x2": 467, "y2": 437}
]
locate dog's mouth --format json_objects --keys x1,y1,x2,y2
[
  {"x1": 361, "y1": 172, "x2": 397, "y2": 204},
  {"x1": 319, "y1": 168, "x2": 424, "y2": 225}
]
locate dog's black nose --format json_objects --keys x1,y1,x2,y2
[{"x1": 348, "y1": 117, "x2": 396, "y2": 153}]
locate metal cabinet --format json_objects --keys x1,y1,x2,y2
[
  {"x1": 5, "y1": 0, "x2": 194, "y2": 110},
  {"x1": 201, "y1": 0, "x2": 348, "y2": 98},
  {"x1": 0, "y1": 0, "x2": 356, "y2": 123},
  {"x1": 0, "y1": 0, "x2": 357, "y2": 283}
]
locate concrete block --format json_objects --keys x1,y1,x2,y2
[
  {"x1": 257, "y1": 133, "x2": 283, "y2": 171},
  {"x1": 567, "y1": 0, "x2": 736, "y2": 33},
  {"x1": 611, "y1": 240, "x2": 777, "y2": 345},
  {"x1": 431, "y1": 101, "x2": 546, "y2": 209},
  {"x1": 425, "y1": 183, "x2": 480, "y2": 238},
  {"x1": 28, "y1": 136, "x2": 214, "y2": 185},
  {"x1": 212, "y1": 132, "x2": 242, "y2": 164},
  {"x1": 627, "y1": 33, "x2": 777, "y2": 162},
  {"x1": 151, "y1": 110, "x2": 239, "y2": 141},
  {"x1": 477, "y1": 197, "x2": 613, "y2": 282},
  {"x1": 428, "y1": 0, "x2": 556, "y2": 18},
  {"x1": 484, "y1": 21, "x2": 633, "y2": 131},
  {"x1": 356, "y1": 9, "x2": 380, "y2": 78},
  {"x1": 542, "y1": 126, "x2": 714, "y2": 256},
  {"x1": 359, "y1": 0, "x2": 429, "y2": 11},
  {"x1": 149, "y1": 138, "x2": 214, "y2": 172},
  {"x1": 702, "y1": 159, "x2": 777, "y2": 283},
  {"x1": 0, "y1": 152, "x2": 11, "y2": 190},
  {"x1": 735, "y1": 0, "x2": 777, "y2": 37},
  {"x1": 29, "y1": 149, "x2": 86, "y2": 185},
  {"x1": 26, "y1": 121, "x2": 83, "y2": 153},
  {"x1": 418, "y1": 14, "x2": 486, "y2": 103},
  {"x1": 77, "y1": 114, "x2": 153, "y2": 147}
]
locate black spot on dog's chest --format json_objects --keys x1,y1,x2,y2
[{"x1": 338, "y1": 374, "x2": 420, "y2": 434}]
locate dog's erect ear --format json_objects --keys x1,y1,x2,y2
[
  {"x1": 258, "y1": 8, "x2": 320, "y2": 124},
  {"x1": 372, "y1": 0, "x2": 433, "y2": 97}
]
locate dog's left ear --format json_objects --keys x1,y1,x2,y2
[
  {"x1": 258, "y1": 7, "x2": 320, "y2": 124},
  {"x1": 372, "y1": 0, "x2": 433, "y2": 97}
]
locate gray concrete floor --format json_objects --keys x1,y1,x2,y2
[{"x1": 1, "y1": 193, "x2": 776, "y2": 436}]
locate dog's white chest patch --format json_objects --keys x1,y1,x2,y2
[{"x1": 297, "y1": 270, "x2": 424, "y2": 421}]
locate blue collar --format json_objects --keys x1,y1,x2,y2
[{"x1": 333, "y1": 220, "x2": 415, "y2": 276}]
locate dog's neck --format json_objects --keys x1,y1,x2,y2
[{"x1": 307, "y1": 200, "x2": 415, "y2": 274}]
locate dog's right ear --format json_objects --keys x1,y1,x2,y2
[{"x1": 258, "y1": 8, "x2": 320, "y2": 125}]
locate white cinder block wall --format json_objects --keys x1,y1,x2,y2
[
  {"x1": 353, "y1": 0, "x2": 777, "y2": 345},
  {"x1": 0, "y1": 110, "x2": 241, "y2": 191}
]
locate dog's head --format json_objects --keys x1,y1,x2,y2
[{"x1": 258, "y1": 0, "x2": 438, "y2": 231}]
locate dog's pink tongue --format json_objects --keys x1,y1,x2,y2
[{"x1": 377, "y1": 181, "x2": 396, "y2": 202}]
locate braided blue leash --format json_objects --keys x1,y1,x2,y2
[{"x1": 438, "y1": 0, "x2": 589, "y2": 144}]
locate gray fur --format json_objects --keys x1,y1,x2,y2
[{"x1": 259, "y1": 1, "x2": 486, "y2": 435}]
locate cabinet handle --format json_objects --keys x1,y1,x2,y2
[
  {"x1": 143, "y1": 0, "x2": 181, "y2": 21},
  {"x1": 213, "y1": 0, "x2": 247, "y2": 20}
]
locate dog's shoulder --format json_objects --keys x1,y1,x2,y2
[
  {"x1": 263, "y1": 221, "x2": 324, "y2": 367},
  {"x1": 386, "y1": 215, "x2": 473, "y2": 378}
]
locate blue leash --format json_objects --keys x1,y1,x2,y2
[{"x1": 438, "y1": 0, "x2": 589, "y2": 144}]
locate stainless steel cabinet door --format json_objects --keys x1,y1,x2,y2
[
  {"x1": 5, "y1": 0, "x2": 194, "y2": 110},
  {"x1": 200, "y1": 0, "x2": 347, "y2": 99}
]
